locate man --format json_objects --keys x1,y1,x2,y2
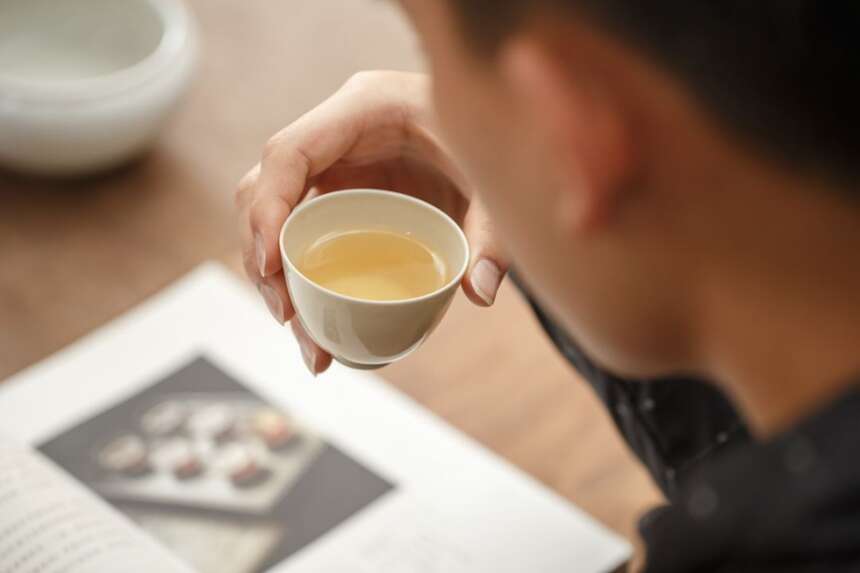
[{"x1": 236, "y1": 1, "x2": 860, "y2": 570}]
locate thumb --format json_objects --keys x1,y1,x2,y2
[{"x1": 461, "y1": 199, "x2": 509, "y2": 307}]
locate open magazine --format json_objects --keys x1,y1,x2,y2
[{"x1": 0, "y1": 264, "x2": 630, "y2": 573}]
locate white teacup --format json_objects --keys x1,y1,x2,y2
[{"x1": 280, "y1": 189, "x2": 469, "y2": 369}]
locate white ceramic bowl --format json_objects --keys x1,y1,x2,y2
[
  {"x1": 0, "y1": 0, "x2": 197, "y2": 176},
  {"x1": 280, "y1": 190, "x2": 470, "y2": 369}
]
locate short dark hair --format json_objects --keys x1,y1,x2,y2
[{"x1": 450, "y1": 1, "x2": 860, "y2": 187}]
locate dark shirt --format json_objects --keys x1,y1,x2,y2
[{"x1": 521, "y1": 290, "x2": 860, "y2": 572}]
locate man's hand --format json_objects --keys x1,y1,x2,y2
[{"x1": 237, "y1": 71, "x2": 508, "y2": 375}]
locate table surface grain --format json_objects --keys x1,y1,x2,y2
[{"x1": 0, "y1": 0, "x2": 661, "y2": 559}]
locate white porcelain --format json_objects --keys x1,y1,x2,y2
[
  {"x1": 0, "y1": 0, "x2": 197, "y2": 176},
  {"x1": 280, "y1": 189, "x2": 470, "y2": 369}
]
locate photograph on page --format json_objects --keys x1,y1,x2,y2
[{"x1": 38, "y1": 357, "x2": 394, "y2": 573}]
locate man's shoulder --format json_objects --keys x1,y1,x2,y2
[
  {"x1": 709, "y1": 562, "x2": 860, "y2": 573},
  {"x1": 642, "y1": 388, "x2": 860, "y2": 573}
]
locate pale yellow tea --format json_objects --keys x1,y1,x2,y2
[{"x1": 297, "y1": 230, "x2": 447, "y2": 301}]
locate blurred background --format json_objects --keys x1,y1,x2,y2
[{"x1": 0, "y1": 0, "x2": 660, "y2": 550}]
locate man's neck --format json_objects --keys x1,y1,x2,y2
[
  {"x1": 706, "y1": 280, "x2": 860, "y2": 438},
  {"x1": 695, "y1": 179, "x2": 860, "y2": 438}
]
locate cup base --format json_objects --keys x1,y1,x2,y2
[{"x1": 334, "y1": 356, "x2": 390, "y2": 370}]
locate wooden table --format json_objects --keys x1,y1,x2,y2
[{"x1": 0, "y1": 0, "x2": 661, "y2": 561}]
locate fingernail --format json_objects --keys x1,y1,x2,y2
[
  {"x1": 471, "y1": 259, "x2": 503, "y2": 306},
  {"x1": 297, "y1": 335, "x2": 318, "y2": 376},
  {"x1": 258, "y1": 283, "x2": 284, "y2": 324},
  {"x1": 255, "y1": 233, "x2": 266, "y2": 277}
]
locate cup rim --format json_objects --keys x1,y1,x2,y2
[
  {"x1": 280, "y1": 189, "x2": 471, "y2": 306},
  {"x1": 0, "y1": 0, "x2": 195, "y2": 104}
]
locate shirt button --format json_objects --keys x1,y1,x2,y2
[
  {"x1": 716, "y1": 431, "x2": 730, "y2": 445},
  {"x1": 640, "y1": 397, "x2": 656, "y2": 412}
]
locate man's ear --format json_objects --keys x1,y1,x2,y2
[{"x1": 499, "y1": 35, "x2": 635, "y2": 234}]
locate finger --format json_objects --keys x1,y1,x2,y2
[
  {"x1": 257, "y1": 271, "x2": 295, "y2": 325},
  {"x1": 236, "y1": 165, "x2": 262, "y2": 282},
  {"x1": 248, "y1": 194, "x2": 291, "y2": 278},
  {"x1": 235, "y1": 163, "x2": 260, "y2": 210},
  {"x1": 461, "y1": 199, "x2": 510, "y2": 307},
  {"x1": 290, "y1": 319, "x2": 333, "y2": 376}
]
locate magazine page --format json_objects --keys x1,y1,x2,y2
[
  {"x1": 0, "y1": 263, "x2": 630, "y2": 573},
  {"x1": 0, "y1": 437, "x2": 190, "y2": 573}
]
